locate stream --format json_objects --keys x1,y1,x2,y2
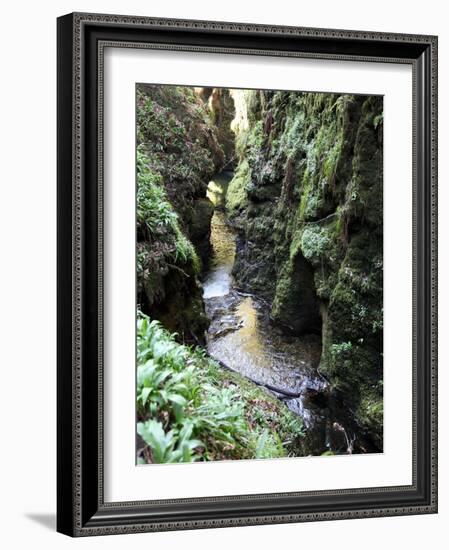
[{"x1": 202, "y1": 172, "x2": 376, "y2": 456}]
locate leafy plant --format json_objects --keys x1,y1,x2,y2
[
  {"x1": 330, "y1": 341, "x2": 353, "y2": 359},
  {"x1": 137, "y1": 419, "x2": 203, "y2": 463},
  {"x1": 136, "y1": 313, "x2": 305, "y2": 464},
  {"x1": 136, "y1": 146, "x2": 200, "y2": 272},
  {"x1": 300, "y1": 225, "x2": 331, "y2": 262}
]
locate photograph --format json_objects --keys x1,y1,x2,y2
[
  {"x1": 54, "y1": 9, "x2": 437, "y2": 537},
  {"x1": 0, "y1": 1, "x2": 442, "y2": 546},
  {"x1": 135, "y1": 83, "x2": 384, "y2": 464}
]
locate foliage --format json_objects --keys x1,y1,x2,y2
[
  {"x1": 136, "y1": 313, "x2": 305, "y2": 464},
  {"x1": 137, "y1": 420, "x2": 203, "y2": 464},
  {"x1": 136, "y1": 149, "x2": 177, "y2": 231},
  {"x1": 136, "y1": 87, "x2": 220, "y2": 188},
  {"x1": 226, "y1": 159, "x2": 250, "y2": 215},
  {"x1": 330, "y1": 341, "x2": 353, "y2": 359},
  {"x1": 226, "y1": 89, "x2": 384, "y2": 444},
  {"x1": 299, "y1": 225, "x2": 332, "y2": 263},
  {"x1": 137, "y1": 147, "x2": 200, "y2": 271},
  {"x1": 136, "y1": 85, "x2": 223, "y2": 338}
]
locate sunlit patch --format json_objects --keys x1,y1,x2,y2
[
  {"x1": 204, "y1": 204, "x2": 325, "y2": 437},
  {"x1": 203, "y1": 174, "x2": 236, "y2": 299},
  {"x1": 206, "y1": 180, "x2": 224, "y2": 206}
]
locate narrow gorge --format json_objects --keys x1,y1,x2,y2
[{"x1": 136, "y1": 84, "x2": 383, "y2": 463}]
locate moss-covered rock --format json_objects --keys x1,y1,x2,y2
[
  {"x1": 187, "y1": 198, "x2": 215, "y2": 261},
  {"x1": 137, "y1": 85, "x2": 224, "y2": 341},
  {"x1": 196, "y1": 87, "x2": 236, "y2": 167},
  {"x1": 137, "y1": 83, "x2": 384, "y2": 447},
  {"x1": 227, "y1": 90, "x2": 383, "y2": 446}
]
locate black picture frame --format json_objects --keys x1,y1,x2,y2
[{"x1": 57, "y1": 12, "x2": 438, "y2": 536}]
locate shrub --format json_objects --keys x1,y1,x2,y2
[
  {"x1": 137, "y1": 147, "x2": 200, "y2": 272},
  {"x1": 136, "y1": 313, "x2": 305, "y2": 463}
]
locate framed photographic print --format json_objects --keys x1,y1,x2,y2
[{"x1": 57, "y1": 12, "x2": 438, "y2": 536}]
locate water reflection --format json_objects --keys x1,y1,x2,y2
[
  {"x1": 202, "y1": 211, "x2": 235, "y2": 299},
  {"x1": 202, "y1": 172, "x2": 377, "y2": 455},
  {"x1": 203, "y1": 174, "x2": 324, "y2": 433}
]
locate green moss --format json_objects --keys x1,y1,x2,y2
[
  {"x1": 229, "y1": 88, "x2": 383, "y2": 443},
  {"x1": 322, "y1": 131, "x2": 344, "y2": 183},
  {"x1": 271, "y1": 262, "x2": 295, "y2": 320},
  {"x1": 226, "y1": 159, "x2": 250, "y2": 215},
  {"x1": 356, "y1": 391, "x2": 383, "y2": 448},
  {"x1": 298, "y1": 169, "x2": 313, "y2": 220},
  {"x1": 136, "y1": 85, "x2": 224, "y2": 341},
  {"x1": 271, "y1": 247, "x2": 321, "y2": 334},
  {"x1": 136, "y1": 85, "x2": 223, "y2": 223},
  {"x1": 137, "y1": 147, "x2": 200, "y2": 272},
  {"x1": 299, "y1": 225, "x2": 332, "y2": 263}
]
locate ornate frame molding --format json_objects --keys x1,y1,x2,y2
[{"x1": 57, "y1": 12, "x2": 438, "y2": 536}]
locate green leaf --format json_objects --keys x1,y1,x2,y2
[
  {"x1": 167, "y1": 393, "x2": 187, "y2": 407},
  {"x1": 139, "y1": 387, "x2": 152, "y2": 406},
  {"x1": 153, "y1": 369, "x2": 172, "y2": 387},
  {"x1": 172, "y1": 403, "x2": 185, "y2": 424},
  {"x1": 255, "y1": 429, "x2": 269, "y2": 458},
  {"x1": 137, "y1": 420, "x2": 176, "y2": 463}
]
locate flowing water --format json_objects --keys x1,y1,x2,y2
[
  {"x1": 203, "y1": 174, "x2": 324, "y2": 452},
  {"x1": 202, "y1": 172, "x2": 377, "y2": 455}
]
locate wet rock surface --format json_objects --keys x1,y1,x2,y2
[
  {"x1": 202, "y1": 173, "x2": 376, "y2": 455},
  {"x1": 227, "y1": 91, "x2": 384, "y2": 449},
  {"x1": 136, "y1": 85, "x2": 383, "y2": 455}
]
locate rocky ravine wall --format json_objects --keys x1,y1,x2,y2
[
  {"x1": 227, "y1": 90, "x2": 384, "y2": 447},
  {"x1": 136, "y1": 85, "x2": 224, "y2": 342},
  {"x1": 195, "y1": 87, "x2": 236, "y2": 168}
]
